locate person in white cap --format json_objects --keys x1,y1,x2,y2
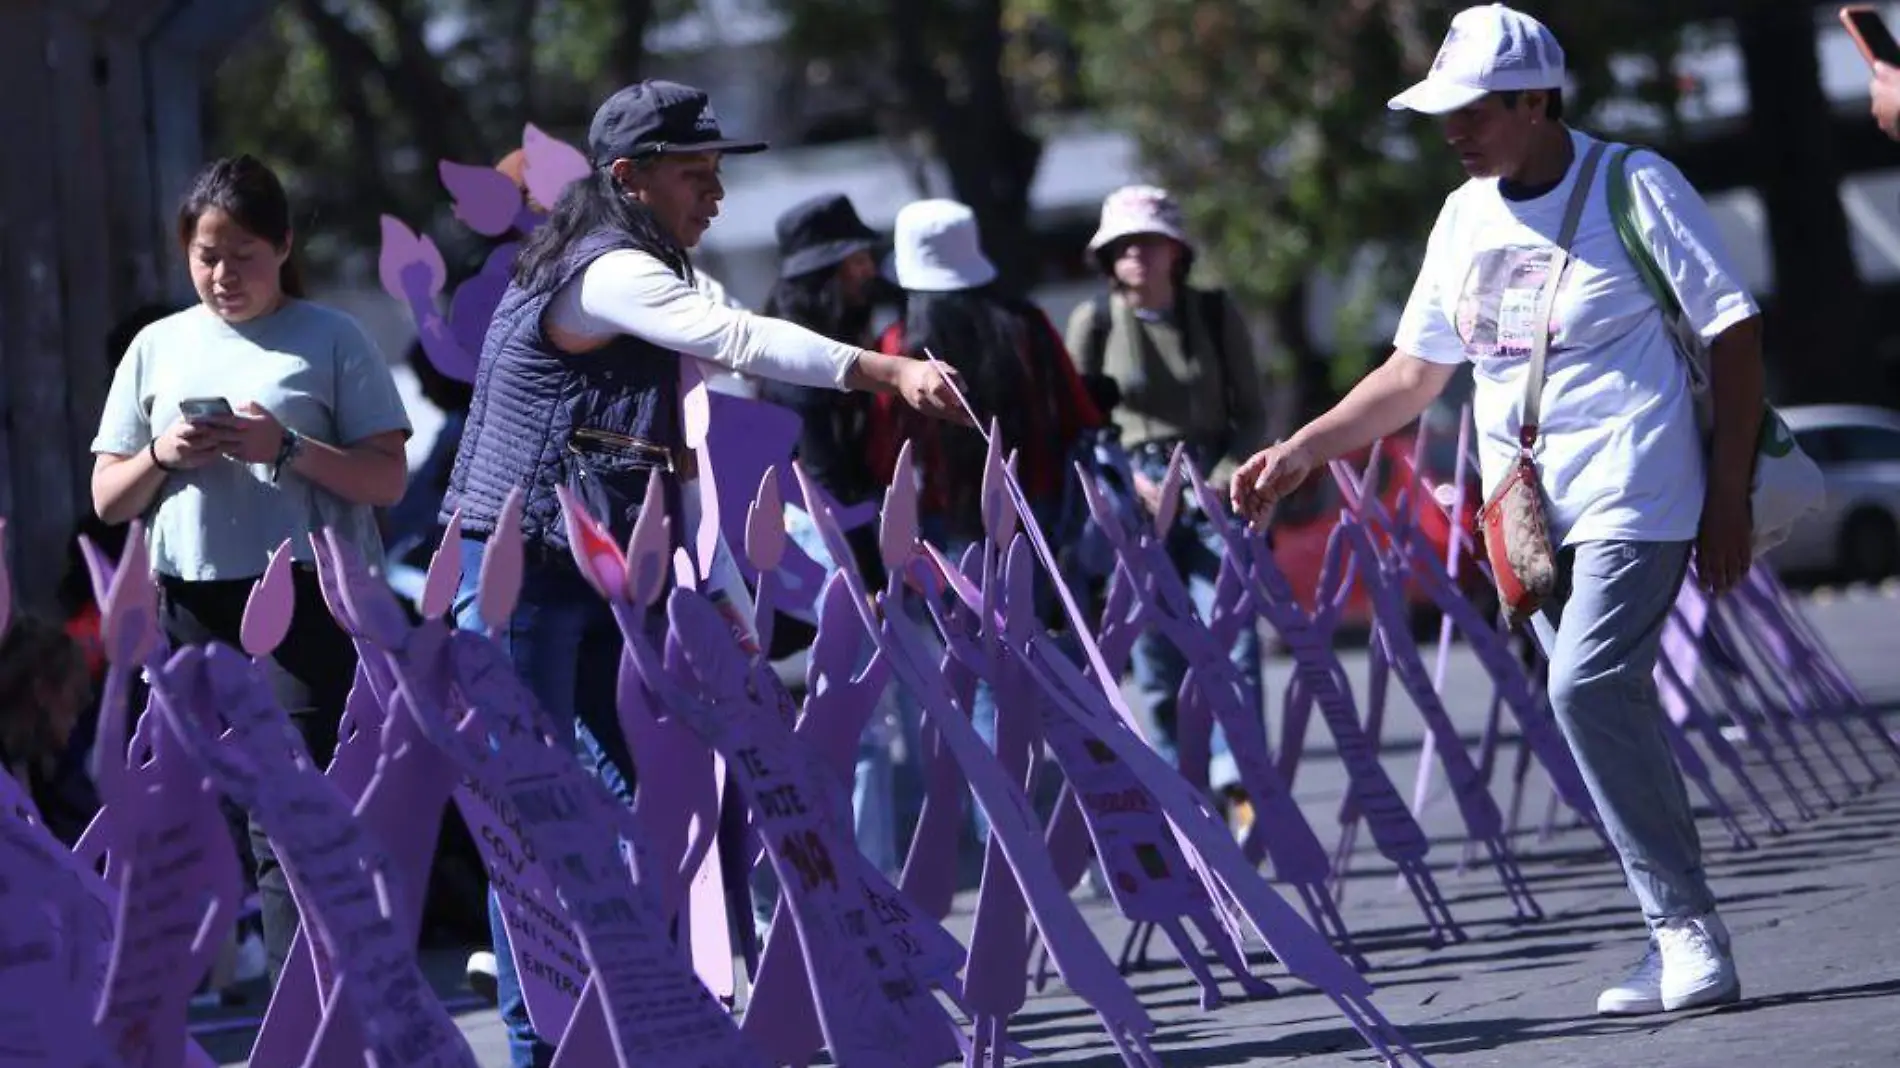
[
  {"x1": 1231, "y1": 3, "x2": 1761, "y2": 1017},
  {"x1": 1067, "y1": 184, "x2": 1266, "y2": 802},
  {"x1": 867, "y1": 199, "x2": 1104, "y2": 828},
  {"x1": 870, "y1": 199, "x2": 1103, "y2": 550}
]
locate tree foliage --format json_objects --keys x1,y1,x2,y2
[
  {"x1": 211, "y1": 0, "x2": 675, "y2": 278},
  {"x1": 772, "y1": 0, "x2": 1079, "y2": 292},
  {"x1": 1027, "y1": 0, "x2": 1701, "y2": 401}
]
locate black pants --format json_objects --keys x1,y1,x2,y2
[{"x1": 158, "y1": 568, "x2": 357, "y2": 986}]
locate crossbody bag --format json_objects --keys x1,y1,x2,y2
[{"x1": 1476, "y1": 141, "x2": 1607, "y2": 626}]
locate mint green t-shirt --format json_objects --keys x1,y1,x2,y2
[{"x1": 90, "y1": 301, "x2": 412, "y2": 580}]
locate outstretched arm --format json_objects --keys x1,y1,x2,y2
[
  {"x1": 1229, "y1": 351, "x2": 1457, "y2": 521},
  {"x1": 552, "y1": 249, "x2": 965, "y2": 421}
]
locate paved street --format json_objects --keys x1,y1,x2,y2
[{"x1": 208, "y1": 588, "x2": 1900, "y2": 1067}]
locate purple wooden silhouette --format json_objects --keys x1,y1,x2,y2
[
  {"x1": 382, "y1": 606, "x2": 765, "y2": 1067},
  {"x1": 1735, "y1": 571, "x2": 1900, "y2": 769},
  {"x1": 148, "y1": 641, "x2": 480, "y2": 1068},
  {"x1": 932, "y1": 530, "x2": 1276, "y2": 1015},
  {"x1": 1356, "y1": 445, "x2": 1611, "y2": 851},
  {"x1": 7, "y1": 529, "x2": 223, "y2": 1068},
  {"x1": 1712, "y1": 581, "x2": 1889, "y2": 786},
  {"x1": 1653, "y1": 647, "x2": 1783, "y2": 843},
  {"x1": 1140, "y1": 451, "x2": 1464, "y2": 944},
  {"x1": 244, "y1": 525, "x2": 489, "y2": 1067},
  {"x1": 841, "y1": 383, "x2": 1430, "y2": 1065},
  {"x1": 521, "y1": 124, "x2": 589, "y2": 213},
  {"x1": 556, "y1": 481, "x2": 964, "y2": 1068},
  {"x1": 377, "y1": 215, "x2": 476, "y2": 384},
  {"x1": 1323, "y1": 460, "x2": 1543, "y2": 918},
  {"x1": 787, "y1": 453, "x2": 1167, "y2": 1068},
  {"x1": 913, "y1": 441, "x2": 1051, "y2": 1065},
  {"x1": 94, "y1": 692, "x2": 245, "y2": 1068},
  {"x1": 1669, "y1": 585, "x2": 1839, "y2": 810},
  {"x1": 440, "y1": 160, "x2": 525, "y2": 236},
  {"x1": 0, "y1": 809, "x2": 124, "y2": 1066},
  {"x1": 1070, "y1": 460, "x2": 1369, "y2": 969}
]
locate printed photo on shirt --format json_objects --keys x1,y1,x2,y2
[{"x1": 1454, "y1": 245, "x2": 1567, "y2": 363}]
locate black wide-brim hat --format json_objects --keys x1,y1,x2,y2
[{"x1": 776, "y1": 193, "x2": 882, "y2": 279}]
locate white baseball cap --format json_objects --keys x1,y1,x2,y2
[
  {"x1": 890, "y1": 199, "x2": 998, "y2": 293},
  {"x1": 1388, "y1": 4, "x2": 1565, "y2": 115}
]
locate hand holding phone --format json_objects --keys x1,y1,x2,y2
[
  {"x1": 178, "y1": 397, "x2": 235, "y2": 423},
  {"x1": 1842, "y1": 6, "x2": 1900, "y2": 67}
]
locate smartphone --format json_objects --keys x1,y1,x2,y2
[
  {"x1": 178, "y1": 396, "x2": 234, "y2": 422},
  {"x1": 1842, "y1": 5, "x2": 1900, "y2": 67}
]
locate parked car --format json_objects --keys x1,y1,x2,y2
[
  {"x1": 1269, "y1": 401, "x2": 1486, "y2": 628},
  {"x1": 1768, "y1": 405, "x2": 1900, "y2": 583}
]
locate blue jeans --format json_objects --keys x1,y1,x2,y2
[
  {"x1": 1530, "y1": 540, "x2": 1716, "y2": 927},
  {"x1": 782, "y1": 506, "x2": 922, "y2": 875},
  {"x1": 1126, "y1": 481, "x2": 1260, "y2": 793},
  {"x1": 453, "y1": 536, "x2": 636, "y2": 1068}
]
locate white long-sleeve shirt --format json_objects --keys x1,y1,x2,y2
[{"x1": 547, "y1": 249, "x2": 857, "y2": 390}]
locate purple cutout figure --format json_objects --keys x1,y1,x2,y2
[
  {"x1": 148, "y1": 642, "x2": 480, "y2": 1068},
  {"x1": 930, "y1": 532, "x2": 1276, "y2": 1015},
  {"x1": 0, "y1": 812, "x2": 124, "y2": 1067},
  {"x1": 1371, "y1": 449, "x2": 1611, "y2": 850},
  {"x1": 821, "y1": 385, "x2": 1431, "y2": 1066},
  {"x1": 554, "y1": 479, "x2": 963, "y2": 1068},
  {"x1": 1324, "y1": 460, "x2": 1543, "y2": 919},
  {"x1": 1176, "y1": 458, "x2": 1466, "y2": 945},
  {"x1": 792, "y1": 458, "x2": 1165, "y2": 1068},
  {"x1": 94, "y1": 710, "x2": 245, "y2": 1068},
  {"x1": 391, "y1": 619, "x2": 766, "y2": 1068}
]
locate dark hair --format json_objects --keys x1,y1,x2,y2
[
  {"x1": 105, "y1": 303, "x2": 179, "y2": 373},
  {"x1": 1497, "y1": 87, "x2": 1565, "y2": 121},
  {"x1": 176, "y1": 155, "x2": 305, "y2": 298},
  {"x1": 762, "y1": 267, "x2": 879, "y2": 344},
  {"x1": 514, "y1": 167, "x2": 693, "y2": 295},
  {"x1": 898, "y1": 288, "x2": 1066, "y2": 536},
  {"x1": 0, "y1": 615, "x2": 84, "y2": 751}
]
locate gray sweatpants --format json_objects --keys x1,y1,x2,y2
[{"x1": 1530, "y1": 539, "x2": 1718, "y2": 927}]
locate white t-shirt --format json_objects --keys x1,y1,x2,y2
[{"x1": 1394, "y1": 129, "x2": 1759, "y2": 547}]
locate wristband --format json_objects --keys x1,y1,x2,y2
[
  {"x1": 148, "y1": 438, "x2": 178, "y2": 473},
  {"x1": 270, "y1": 428, "x2": 304, "y2": 483}
]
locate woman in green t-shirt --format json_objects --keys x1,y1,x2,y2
[{"x1": 88, "y1": 155, "x2": 413, "y2": 985}]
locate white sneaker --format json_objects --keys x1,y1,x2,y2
[
  {"x1": 1596, "y1": 914, "x2": 1738, "y2": 1016},
  {"x1": 1596, "y1": 942, "x2": 1665, "y2": 1015},
  {"x1": 466, "y1": 950, "x2": 499, "y2": 1005},
  {"x1": 1657, "y1": 914, "x2": 1740, "y2": 1011},
  {"x1": 230, "y1": 930, "x2": 268, "y2": 985}
]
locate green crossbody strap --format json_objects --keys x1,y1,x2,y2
[
  {"x1": 1606, "y1": 146, "x2": 1686, "y2": 323},
  {"x1": 1607, "y1": 144, "x2": 1786, "y2": 456}
]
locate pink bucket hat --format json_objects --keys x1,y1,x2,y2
[{"x1": 1086, "y1": 185, "x2": 1195, "y2": 271}]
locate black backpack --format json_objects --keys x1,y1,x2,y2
[{"x1": 1076, "y1": 287, "x2": 1238, "y2": 442}]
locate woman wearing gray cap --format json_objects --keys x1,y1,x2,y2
[{"x1": 441, "y1": 80, "x2": 964, "y2": 1067}]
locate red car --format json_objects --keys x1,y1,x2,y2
[{"x1": 1266, "y1": 417, "x2": 1487, "y2": 629}]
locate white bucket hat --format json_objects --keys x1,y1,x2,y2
[
  {"x1": 890, "y1": 199, "x2": 998, "y2": 292},
  {"x1": 1388, "y1": 4, "x2": 1565, "y2": 115},
  {"x1": 1086, "y1": 185, "x2": 1194, "y2": 267}
]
